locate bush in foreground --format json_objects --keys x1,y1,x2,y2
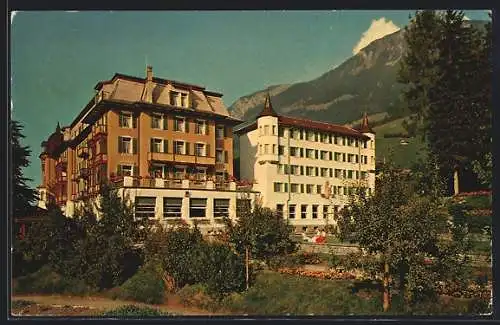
[
  {"x1": 116, "y1": 264, "x2": 165, "y2": 304},
  {"x1": 14, "y1": 265, "x2": 96, "y2": 295},
  {"x1": 11, "y1": 300, "x2": 36, "y2": 309},
  {"x1": 102, "y1": 305, "x2": 168, "y2": 317}
]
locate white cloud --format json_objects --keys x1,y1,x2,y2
[{"x1": 352, "y1": 17, "x2": 400, "y2": 55}]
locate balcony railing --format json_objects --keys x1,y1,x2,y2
[
  {"x1": 112, "y1": 176, "x2": 239, "y2": 191},
  {"x1": 92, "y1": 124, "x2": 107, "y2": 138},
  {"x1": 216, "y1": 138, "x2": 225, "y2": 148},
  {"x1": 77, "y1": 146, "x2": 90, "y2": 158},
  {"x1": 215, "y1": 163, "x2": 226, "y2": 171}
]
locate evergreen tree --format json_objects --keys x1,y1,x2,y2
[
  {"x1": 11, "y1": 120, "x2": 37, "y2": 216},
  {"x1": 399, "y1": 10, "x2": 492, "y2": 192}
]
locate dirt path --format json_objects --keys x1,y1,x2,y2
[{"x1": 12, "y1": 294, "x2": 225, "y2": 316}]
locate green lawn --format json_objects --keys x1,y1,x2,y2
[
  {"x1": 373, "y1": 117, "x2": 407, "y2": 135},
  {"x1": 375, "y1": 137, "x2": 427, "y2": 169}
]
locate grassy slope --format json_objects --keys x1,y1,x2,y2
[{"x1": 373, "y1": 117, "x2": 427, "y2": 168}]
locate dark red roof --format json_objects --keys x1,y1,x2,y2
[
  {"x1": 278, "y1": 116, "x2": 368, "y2": 138},
  {"x1": 358, "y1": 112, "x2": 375, "y2": 134},
  {"x1": 235, "y1": 115, "x2": 369, "y2": 139},
  {"x1": 257, "y1": 93, "x2": 278, "y2": 118}
]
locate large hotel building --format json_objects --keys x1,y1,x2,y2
[
  {"x1": 235, "y1": 95, "x2": 375, "y2": 232},
  {"x1": 37, "y1": 67, "x2": 258, "y2": 231},
  {"x1": 37, "y1": 68, "x2": 375, "y2": 233}
]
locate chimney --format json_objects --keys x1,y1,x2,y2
[{"x1": 143, "y1": 65, "x2": 153, "y2": 103}]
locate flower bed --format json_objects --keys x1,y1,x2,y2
[
  {"x1": 436, "y1": 281, "x2": 492, "y2": 299},
  {"x1": 277, "y1": 267, "x2": 357, "y2": 281}
]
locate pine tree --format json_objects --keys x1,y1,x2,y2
[
  {"x1": 11, "y1": 120, "x2": 37, "y2": 217},
  {"x1": 399, "y1": 10, "x2": 492, "y2": 192}
]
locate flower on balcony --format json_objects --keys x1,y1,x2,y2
[{"x1": 228, "y1": 175, "x2": 237, "y2": 182}]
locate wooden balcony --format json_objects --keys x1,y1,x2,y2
[
  {"x1": 79, "y1": 167, "x2": 90, "y2": 179},
  {"x1": 215, "y1": 163, "x2": 226, "y2": 171},
  {"x1": 92, "y1": 153, "x2": 108, "y2": 166},
  {"x1": 149, "y1": 152, "x2": 216, "y2": 165},
  {"x1": 92, "y1": 124, "x2": 107, "y2": 138},
  {"x1": 149, "y1": 152, "x2": 174, "y2": 162},
  {"x1": 114, "y1": 176, "x2": 238, "y2": 191},
  {"x1": 216, "y1": 138, "x2": 225, "y2": 148},
  {"x1": 77, "y1": 146, "x2": 90, "y2": 158}
]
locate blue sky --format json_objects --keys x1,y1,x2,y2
[{"x1": 10, "y1": 10, "x2": 491, "y2": 187}]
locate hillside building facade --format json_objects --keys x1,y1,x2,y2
[{"x1": 235, "y1": 94, "x2": 376, "y2": 232}]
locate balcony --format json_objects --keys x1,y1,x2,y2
[
  {"x1": 92, "y1": 124, "x2": 107, "y2": 138},
  {"x1": 79, "y1": 167, "x2": 90, "y2": 179},
  {"x1": 92, "y1": 153, "x2": 108, "y2": 166},
  {"x1": 77, "y1": 146, "x2": 90, "y2": 158},
  {"x1": 216, "y1": 138, "x2": 225, "y2": 148},
  {"x1": 215, "y1": 163, "x2": 226, "y2": 171},
  {"x1": 149, "y1": 152, "x2": 174, "y2": 162},
  {"x1": 115, "y1": 176, "x2": 238, "y2": 191}
]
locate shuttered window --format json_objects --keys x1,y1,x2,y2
[
  {"x1": 163, "y1": 198, "x2": 182, "y2": 218},
  {"x1": 214, "y1": 199, "x2": 230, "y2": 218},
  {"x1": 135, "y1": 196, "x2": 156, "y2": 219},
  {"x1": 189, "y1": 198, "x2": 207, "y2": 218}
]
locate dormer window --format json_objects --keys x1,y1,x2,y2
[
  {"x1": 170, "y1": 91, "x2": 179, "y2": 106},
  {"x1": 181, "y1": 93, "x2": 188, "y2": 107}
]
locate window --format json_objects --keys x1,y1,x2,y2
[
  {"x1": 180, "y1": 93, "x2": 188, "y2": 107},
  {"x1": 288, "y1": 205, "x2": 296, "y2": 219},
  {"x1": 272, "y1": 125, "x2": 276, "y2": 135},
  {"x1": 174, "y1": 117, "x2": 185, "y2": 132},
  {"x1": 264, "y1": 125, "x2": 269, "y2": 135},
  {"x1": 291, "y1": 183, "x2": 299, "y2": 193},
  {"x1": 119, "y1": 112, "x2": 133, "y2": 128},
  {"x1": 190, "y1": 198, "x2": 207, "y2": 218},
  {"x1": 361, "y1": 171, "x2": 367, "y2": 180},
  {"x1": 306, "y1": 166, "x2": 314, "y2": 176},
  {"x1": 335, "y1": 169, "x2": 342, "y2": 178},
  {"x1": 278, "y1": 127, "x2": 285, "y2": 137},
  {"x1": 312, "y1": 205, "x2": 318, "y2": 219},
  {"x1": 342, "y1": 153, "x2": 346, "y2": 162},
  {"x1": 283, "y1": 164, "x2": 290, "y2": 175},
  {"x1": 329, "y1": 168, "x2": 333, "y2": 178},
  {"x1": 347, "y1": 170, "x2": 353, "y2": 179},
  {"x1": 316, "y1": 185, "x2": 322, "y2": 194},
  {"x1": 195, "y1": 120, "x2": 206, "y2": 134},
  {"x1": 306, "y1": 149, "x2": 314, "y2": 159},
  {"x1": 301, "y1": 205, "x2": 307, "y2": 219},
  {"x1": 291, "y1": 165, "x2": 299, "y2": 175},
  {"x1": 273, "y1": 144, "x2": 276, "y2": 154},
  {"x1": 342, "y1": 137, "x2": 346, "y2": 146},
  {"x1": 214, "y1": 199, "x2": 230, "y2": 218},
  {"x1": 293, "y1": 129, "x2": 300, "y2": 140},
  {"x1": 321, "y1": 168, "x2": 328, "y2": 177},
  {"x1": 276, "y1": 204, "x2": 284, "y2": 218},
  {"x1": 323, "y1": 206, "x2": 329, "y2": 219},
  {"x1": 334, "y1": 135, "x2": 339, "y2": 145},
  {"x1": 300, "y1": 166, "x2": 304, "y2": 175},
  {"x1": 278, "y1": 146, "x2": 285, "y2": 155},
  {"x1": 321, "y1": 134, "x2": 329, "y2": 143},
  {"x1": 170, "y1": 91, "x2": 179, "y2": 106},
  {"x1": 151, "y1": 114, "x2": 165, "y2": 129},
  {"x1": 306, "y1": 184, "x2": 313, "y2": 194},
  {"x1": 284, "y1": 183, "x2": 288, "y2": 193},
  {"x1": 150, "y1": 138, "x2": 165, "y2": 153},
  {"x1": 334, "y1": 205, "x2": 340, "y2": 217},
  {"x1": 307, "y1": 131, "x2": 315, "y2": 141},
  {"x1": 135, "y1": 197, "x2": 156, "y2": 219},
  {"x1": 299, "y1": 148, "x2": 304, "y2": 158},
  {"x1": 347, "y1": 154, "x2": 353, "y2": 163},
  {"x1": 174, "y1": 141, "x2": 185, "y2": 155},
  {"x1": 356, "y1": 171, "x2": 359, "y2": 179},
  {"x1": 216, "y1": 149, "x2": 224, "y2": 163},
  {"x1": 320, "y1": 151, "x2": 328, "y2": 160},
  {"x1": 274, "y1": 182, "x2": 282, "y2": 192},
  {"x1": 195, "y1": 143, "x2": 206, "y2": 157},
  {"x1": 343, "y1": 170, "x2": 347, "y2": 179},
  {"x1": 300, "y1": 184, "x2": 304, "y2": 193},
  {"x1": 264, "y1": 144, "x2": 269, "y2": 154},
  {"x1": 364, "y1": 156, "x2": 368, "y2": 164},
  {"x1": 163, "y1": 198, "x2": 182, "y2": 218},
  {"x1": 315, "y1": 167, "x2": 319, "y2": 177},
  {"x1": 290, "y1": 147, "x2": 297, "y2": 157},
  {"x1": 277, "y1": 164, "x2": 283, "y2": 174},
  {"x1": 118, "y1": 136, "x2": 135, "y2": 154},
  {"x1": 216, "y1": 126, "x2": 225, "y2": 139}
]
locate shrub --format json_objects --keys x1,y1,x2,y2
[
  {"x1": 201, "y1": 242, "x2": 247, "y2": 299},
  {"x1": 177, "y1": 284, "x2": 216, "y2": 311},
  {"x1": 119, "y1": 265, "x2": 165, "y2": 304},
  {"x1": 14, "y1": 265, "x2": 95, "y2": 295},
  {"x1": 101, "y1": 305, "x2": 168, "y2": 317},
  {"x1": 268, "y1": 254, "x2": 305, "y2": 270}
]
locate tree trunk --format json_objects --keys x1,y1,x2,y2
[
  {"x1": 245, "y1": 246, "x2": 250, "y2": 290},
  {"x1": 383, "y1": 261, "x2": 390, "y2": 312},
  {"x1": 453, "y1": 168, "x2": 460, "y2": 195}
]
